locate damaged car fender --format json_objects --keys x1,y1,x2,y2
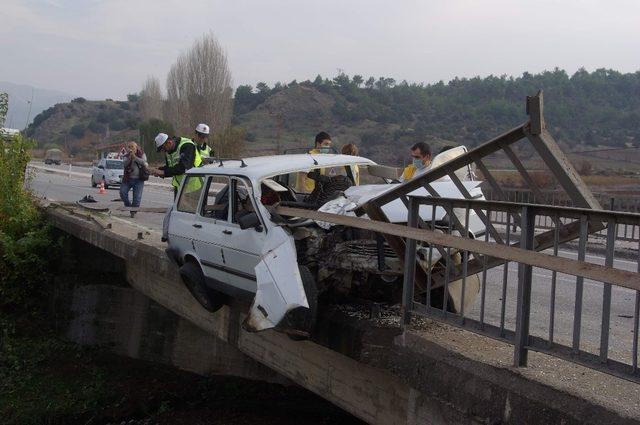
[{"x1": 244, "y1": 227, "x2": 309, "y2": 332}]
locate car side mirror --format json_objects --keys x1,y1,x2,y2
[{"x1": 238, "y1": 211, "x2": 262, "y2": 231}]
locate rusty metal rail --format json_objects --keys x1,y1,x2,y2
[
  {"x1": 361, "y1": 91, "x2": 603, "y2": 292},
  {"x1": 275, "y1": 203, "x2": 640, "y2": 383},
  {"x1": 485, "y1": 188, "x2": 640, "y2": 242},
  {"x1": 401, "y1": 196, "x2": 640, "y2": 383}
]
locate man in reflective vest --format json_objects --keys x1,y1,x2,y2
[
  {"x1": 152, "y1": 133, "x2": 203, "y2": 198},
  {"x1": 194, "y1": 123, "x2": 213, "y2": 159}
]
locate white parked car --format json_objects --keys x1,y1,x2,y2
[
  {"x1": 91, "y1": 158, "x2": 124, "y2": 188},
  {"x1": 165, "y1": 150, "x2": 485, "y2": 338}
]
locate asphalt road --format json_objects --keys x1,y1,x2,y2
[{"x1": 28, "y1": 163, "x2": 640, "y2": 368}]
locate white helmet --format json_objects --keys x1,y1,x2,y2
[
  {"x1": 154, "y1": 133, "x2": 169, "y2": 152},
  {"x1": 195, "y1": 123, "x2": 210, "y2": 135}
]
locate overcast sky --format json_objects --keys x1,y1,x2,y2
[{"x1": 1, "y1": 0, "x2": 639, "y2": 100}]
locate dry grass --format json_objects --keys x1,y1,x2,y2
[
  {"x1": 476, "y1": 169, "x2": 555, "y2": 189},
  {"x1": 477, "y1": 168, "x2": 640, "y2": 190},
  {"x1": 582, "y1": 175, "x2": 639, "y2": 186}
]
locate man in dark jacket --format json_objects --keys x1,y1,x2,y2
[{"x1": 151, "y1": 133, "x2": 202, "y2": 198}]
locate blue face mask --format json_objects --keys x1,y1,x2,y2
[
  {"x1": 319, "y1": 147, "x2": 331, "y2": 154},
  {"x1": 412, "y1": 158, "x2": 425, "y2": 169}
]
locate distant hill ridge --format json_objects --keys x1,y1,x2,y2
[
  {"x1": 0, "y1": 81, "x2": 73, "y2": 130},
  {"x1": 23, "y1": 68, "x2": 640, "y2": 164},
  {"x1": 234, "y1": 68, "x2": 640, "y2": 164},
  {"x1": 25, "y1": 96, "x2": 140, "y2": 158}
]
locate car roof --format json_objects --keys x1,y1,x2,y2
[{"x1": 185, "y1": 154, "x2": 376, "y2": 179}]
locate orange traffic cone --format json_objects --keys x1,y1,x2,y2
[{"x1": 99, "y1": 181, "x2": 106, "y2": 194}]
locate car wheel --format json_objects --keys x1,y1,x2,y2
[
  {"x1": 283, "y1": 265, "x2": 318, "y2": 340},
  {"x1": 91, "y1": 175, "x2": 97, "y2": 187},
  {"x1": 179, "y1": 261, "x2": 226, "y2": 313}
]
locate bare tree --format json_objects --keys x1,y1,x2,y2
[
  {"x1": 139, "y1": 76, "x2": 164, "y2": 121},
  {"x1": 165, "y1": 56, "x2": 190, "y2": 134},
  {"x1": 165, "y1": 32, "x2": 234, "y2": 155}
]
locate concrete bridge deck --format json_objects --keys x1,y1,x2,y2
[{"x1": 43, "y1": 199, "x2": 640, "y2": 425}]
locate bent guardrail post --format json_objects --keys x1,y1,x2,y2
[
  {"x1": 401, "y1": 197, "x2": 418, "y2": 327},
  {"x1": 514, "y1": 205, "x2": 535, "y2": 367},
  {"x1": 362, "y1": 91, "x2": 604, "y2": 303}
]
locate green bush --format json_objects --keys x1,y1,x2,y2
[
  {"x1": 0, "y1": 111, "x2": 62, "y2": 313},
  {"x1": 110, "y1": 119, "x2": 126, "y2": 131},
  {"x1": 70, "y1": 124, "x2": 86, "y2": 138},
  {"x1": 88, "y1": 120, "x2": 106, "y2": 134}
]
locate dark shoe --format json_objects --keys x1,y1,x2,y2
[{"x1": 79, "y1": 195, "x2": 97, "y2": 203}]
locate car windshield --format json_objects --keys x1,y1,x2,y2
[
  {"x1": 106, "y1": 160, "x2": 123, "y2": 169},
  {"x1": 273, "y1": 164, "x2": 387, "y2": 195}
]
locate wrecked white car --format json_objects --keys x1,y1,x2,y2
[{"x1": 165, "y1": 149, "x2": 484, "y2": 337}]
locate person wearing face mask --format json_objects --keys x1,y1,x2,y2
[
  {"x1": 310, "y1": 131, "x2": 333, "y2": 154},
  {"x1": 399, "y1": 142, "x2": 432, "y2": 183},
  {"x1": 299, "y1": 131, "x2": 333, "y2": 192}
]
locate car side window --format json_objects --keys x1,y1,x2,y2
[
  {"x1": 232, "y1": 179, "x2": 256, "y2": 223},
  {"x1": 201, "y1": 176, "x2": 230, "y2": 220},
  {"x1": 176, "y1": 176, "x2": 205, "y2": 214}
]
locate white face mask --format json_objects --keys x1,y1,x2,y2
[
  {"x1": 412, "y1": 158, "x2": 425, "y2": 169},
  {"x1": 319, "y1": 147, "x2": 331, "y2": 154}
]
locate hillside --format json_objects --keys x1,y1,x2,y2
[
  {"x1": 235, "y1": 68, "x2": 640, "y2": 167},
  {"x1": 25, "y1": 96, "x2": 140, "y2": 159},
  {"x1": 22, "y1": 68, "x2": 640, "y2": 169},
  {"x1": 0, "y1": 81, "x2": 73, "y2": 130}
]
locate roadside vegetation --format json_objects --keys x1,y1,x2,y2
[
  {"x1": 1, "y1": 92, "x2": 360, "y2": 424},
  {"x1": 0, "y1": 93, "x2": 64, "y2": 314},
  {"x1": 234, "y1": 68, "x2": 640, "y2": 150}
]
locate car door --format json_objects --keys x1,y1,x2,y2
[
  {"x1": 190, "y1": 175, "x2": 255, "y2": 296},
  {"x1": 167, "y1": 174, "x2": 206, "y2": 260},
  {"x1": 216, "y1": 178, "x2": 268, "y2": 292}
]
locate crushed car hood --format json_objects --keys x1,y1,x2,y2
[{"x1": 318, "y1": 180, "x2": 483, "y2": 224}]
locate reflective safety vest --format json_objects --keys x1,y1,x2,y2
[
  {"x1": 166, "y1": 137, "x2": 202, "y2": 192},
  {"x1": 198, "y1": 144, "x2": 212, "y2": 158}
]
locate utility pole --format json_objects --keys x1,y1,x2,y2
[{"x1": 24, "y1": 87, "x2": 34, "y2": 130}]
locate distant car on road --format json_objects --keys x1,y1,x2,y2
[
  {"x1": 44, "y1": 148, "x2": 62, "y2": 165},
  {"x1": 91, "y1": 158, "x2": 123, "y2": 188}
]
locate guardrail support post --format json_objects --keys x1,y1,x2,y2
[
  {"x1": 514, "y1": 206, "x2": 534, "y2": 367},
  {"x1": 401, "y1": 197, "x2": 418, "y2": 327}
]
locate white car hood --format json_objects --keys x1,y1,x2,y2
[{"x1": 319, "y1": 180, "x2": 483, "y2": 224}]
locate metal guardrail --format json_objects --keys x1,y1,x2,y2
[
  {"x1": 401, "y1": 196, "x2": 640, "y2": 383},
  {"x1": 485, "y1": 188, "x2": 640, "y2": 242},
  {"x1": 275, "y1": 202, "x2": 640, "y2": 383},
  {"x1": 27, "y1": 163, "x2": 172, "y2": 189}
]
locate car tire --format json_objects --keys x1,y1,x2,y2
[
  {"x1": 179, "y1": 261, "x2": 226, "y2": 313},
  {"x1": 284, "y1": 265, "x2": 318, "y2": 340},
  {"x1": 91, "y1": 176, "x2": 97, "y2": 187}
]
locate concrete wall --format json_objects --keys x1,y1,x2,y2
[{"x1": 67, "y1": 283, "x2": 286, "y2": 383}]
